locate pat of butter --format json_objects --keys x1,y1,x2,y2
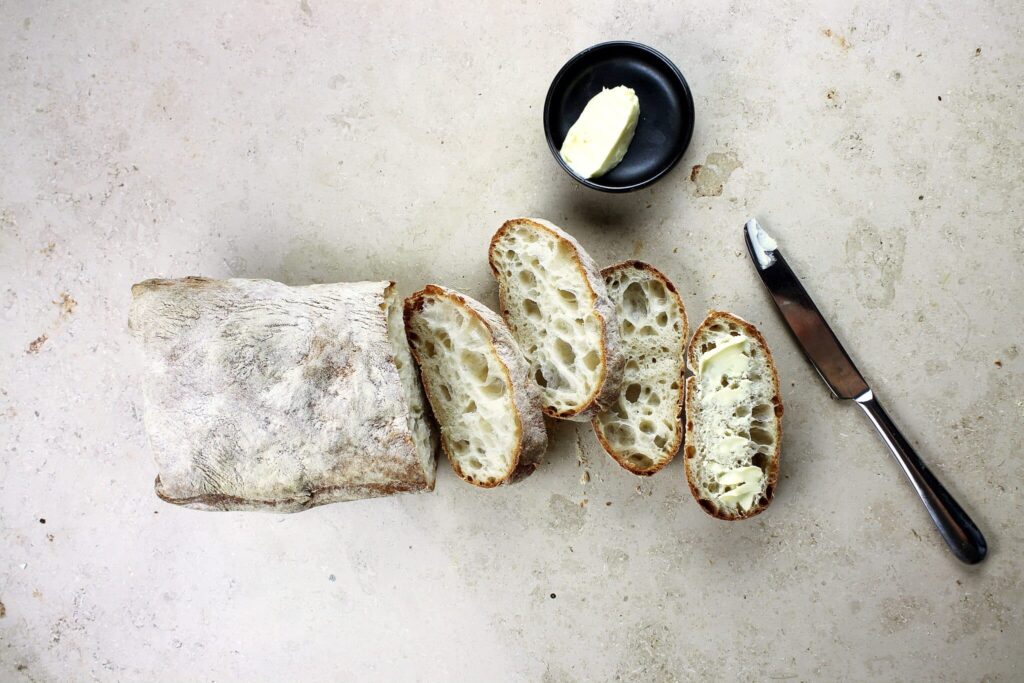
[
  {"x1": 559, "y1": 86, "x2": 640, "y2": 179},
  {"x1": 697, "y1": 335, "x2": 749, "y2": 382},
  {"x1": 715, "y1": 466, "x2": 764, "y2": 512},
  {"x1": 713, "y1": 435, "x2": 750, "y2": 461}
]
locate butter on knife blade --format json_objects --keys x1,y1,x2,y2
[{"x1": 559, "y1": 86, "x2": 640, "y2": 179}]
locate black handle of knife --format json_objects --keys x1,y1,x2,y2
[{"x1": 855, "y1": 392, "x2": 988, "y2": 564}]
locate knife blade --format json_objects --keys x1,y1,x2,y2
[{"x1": 744, "y1": 218, "x2": 987, "y2": 565}]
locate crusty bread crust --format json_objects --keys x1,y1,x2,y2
[
  {"x1": 404, "y1": 284, "x2": 547, "y2": 487},
  {"x1": 684, "y1": 310, "x2": 783, "y2": 520},
  {"x1": 488, "y1": 218, "x2": 624, "y2": 421},
  {"x1": 592, "y1": 260, "x2": 689, "y2": 476}
]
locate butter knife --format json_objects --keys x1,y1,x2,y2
[{"x1": 744, "y1": 218, "x2": 987, "y2": 564}]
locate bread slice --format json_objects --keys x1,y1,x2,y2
[
  {"x1": 592, "y1": 261, "x2": 689, "y2": 475},
  {"x1": 404, "y1": 285, "x2": 547, "y2": 487},
  {"x1": 488, "y1": 218, "x2": 624, "y2": 421},
  {"x1": 684, "y1": 311, "x2": 783, "y2": 520}
]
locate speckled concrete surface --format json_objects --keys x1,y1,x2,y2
[{"x1": 2, "y1": 1, "x2": 1022, "y2": 681}]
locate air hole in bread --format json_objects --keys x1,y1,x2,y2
[
  {"x1": 639, "y1": 325, "x2": 655, "y2": 336},
  {"x1": 558, "y1": 289, "x2": 578, "y2": 306},
  {"x1": 765, "y1": 485, "x2": 775, "y2": 499},
  {"x1": 685, "y1": 445, "x2": 696, "y2": 458},
  {"x1": 653, "y1": 434, "x2": 667, "y2": 449},
  {"x1": 553, "y1": 337, "x2": 575, "y2": 365},
  {"x1": 648, "y1": 281, "x2": 666, "y2": 301},
  {"x1": 482, "y1": 378, "x2": 506, "y2": 398},
  {"x1": 461, "y1": 350, "x2": 490, "y2": 382},
  {"x1": 424, "y1": 339, "x2": 438, "y2": 358},
  {"x1": 437, "y1": 330, "x2": 453, "y2": 350},
  {"x1": 440, "y1": 384, "x2": 453, "y2": 401},
  {"x1": 698, "y1": 499, "x2": 716, "y2": 514},
  {"x1": 622, "y1": 282, "x2": 648, "y2": 318},
  {"x1": 655, "y1": 312, "x2": 668, "y2": 326},
  {"x1": 639, "y1": 420, "x2": 654, "y2": 434},
  {"x1": 614, "y1": 425, "x2": 636, "y2": 445},
  {"x1": 628, "y1": 453, "x2": 654, "y2": 469},
  {"x1": 709, "y1": 324, "x2": 725, "y2": 333},
  {"x1": 534, "y1": 368, "x2": 548, "y2": 387},
  {"x1": 582, "y1": 350, "x2": 600, "y2": 371},
  {"x1": 626, "y1": 359, "x2": 639, "y2": 372},
  {"x1": 466, "y1": 400, "x2": 477, "y2": 413},
  {"x1": 750, "y1": 427, "x2": 774, "y2": 445},
  {"x1": 622, "y1": 319, "x2": 635, "y2": 335},
  {"x1": 648, "y1": 393, "x2": 660, "y2": 406},
  {"x1": 523, "y1": 299, "x2": 541, "y2": 320},
  {"x1": 734, "y1": 405, "x2": 750, "y2": 417},
  {"x1": 468, "y1": 457, "x2": 482, "y2": 470},
  {"x1": 707, "y1": 481, "x2": 719, "y2": 493},
  {"x1": 624, "y1": 384, "x2": 641, "y2": 402},
  {"x1": 752, "y1": 452, "x2": 769, "y2": 470},
  {"x1": 519, "y1": 270, "x2": 536, "y2": 287}
]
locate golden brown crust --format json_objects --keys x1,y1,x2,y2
[
  {"x1": 488, "y1": 218, "x2": 623, "y2": 420},
  {"x1": 592, "y1": 260, "x2": 689, "y2": 476},
  {"x1": 403, "y1": 284, "x2": 546, "y2": 488},
  {"x1": 684, "y1": 310, "x2": 783, "y2": 521}
]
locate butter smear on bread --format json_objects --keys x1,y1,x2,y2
[{"x1": 559, "y1": 86, "x2": 640, "y2": 179}]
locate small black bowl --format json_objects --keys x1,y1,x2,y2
[{"x1": 544, "y1": 41, "x2": 695, "y2": 193}]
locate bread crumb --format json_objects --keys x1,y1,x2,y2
[
  {"x1": 55, "y1": 292, "x2": 77, "y2": 317},
  {"x1": 994, "y1": 360, "x2": 1002, "y2": 367},
  {"x1": 27, "y1": 335, "x2": 47, "y2": 354},
  {"x1": 580, "y1": 470, "x2": 590, "y2": 484}
]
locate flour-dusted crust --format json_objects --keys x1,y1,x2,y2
[
  {"x1": 404, "y1": 285, "x2": 547, "y2": 487},
  {"x1": 128, "y1": 277, "x2": 437, "y2": 512},
  {"x1": 488, "y1": 218, "x2": 624, "y2": 421},
  {"x1": 684, "y1": 311, "x2": 783, "y2": 521}
]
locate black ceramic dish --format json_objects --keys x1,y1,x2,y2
[{"x1": 544, "y1": 41, "x2": 694, "y2": 193}]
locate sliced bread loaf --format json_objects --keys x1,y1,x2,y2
[
  {"x1": 592, "y1": 261, "x2": 689, "y2": 475},
  {"x1": 404, "y1": 285, "x2": 547, "y2": 487},
  {"x1": 488, "y1": 218, "x2": 624, "y2": 421},
  {"x1": 684, "y1": 311, "x2": 783, "y2": 520},
  {"x1": 129, "y1": 277, "x2": 437, "y2": 512}
]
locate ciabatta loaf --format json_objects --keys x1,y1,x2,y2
[
  {"x1": 684, "y1": 311, "x2": 783, "y2": 520},
  {"x1": 404, "y1": 285, "x2": 547, "y2": 487},
  {"x1": 488, "y1": 218, "x2": 624, "y2": 421},
  {"x1": 593, "y1": 261, "x2": 688, "y2": 475},
  {"x1": 129, "y1": 277, "x2": 437, "y2": 512}
]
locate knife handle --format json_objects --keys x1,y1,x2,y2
[{"x1": 855, "y1": 391, "x2": 987, "y2": 564}]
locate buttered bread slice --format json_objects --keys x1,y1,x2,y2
[{"x1": 684, "y1": 311, "x2": 783, "y2": 520}]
